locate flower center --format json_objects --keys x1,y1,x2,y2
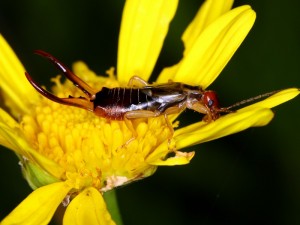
[{"x1": 20, "y1": 73, "x2": 174, "y2": 191}]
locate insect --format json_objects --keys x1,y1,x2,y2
[{"x1": 25, "y1": 50, "x2": 279, "y2": 137}]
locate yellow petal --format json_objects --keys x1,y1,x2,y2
[
  {"x1": 63, "y1": 187, "x2": 115, "y2": 225},
  {"x1": 149, "y1": 150, "x2": 195, "y2": 166},
  {"x1": 0, "y1": 108, "x2": 19, "y2": 150},
  {"x1": 0, "y1": 35, "x2": 39, "y2": 116},
  {"x1": 0, "y1": 126, "x2": 65, "y2": 179},
  {"x1": 158, "y1": 5, "x2": 255, "y2": 87},
  {"x1": 239, "y1": 88, "x2": 300, "y2": 112},
  {"x1": 117, "y1": 0, "x2": 178, "y2": 83},
  {"x1": 182, "y1": 0, "x2": 234, "y2": 54},
  {"x1": 175, "y1": 108, "x2": 273, "y2": 149},
  {"x1": 1, "y1": 182, "x2": 71, "y2": 225},
  {"x1": 0, "y1": 108, "x2": 64, "y2": 178},
  {"x1": 0, "y1": 109, "x2": 30, "y2": 158},
  {"x1": 145, "y1": 139, "x2": 194, "y2": 166}
]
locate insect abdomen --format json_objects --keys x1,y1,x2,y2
[{"x1": 93, "y1": 87, "x2": 155, "y2": 119}]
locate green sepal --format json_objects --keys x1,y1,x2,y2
[{"x1": 20, "y1": 157, "x2": 60, "y2": 190}]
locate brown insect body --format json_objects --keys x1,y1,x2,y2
[
  {"x1": 25, "y1": 50, "x2": 225, "y2": 122},
  {"x1": 25, "y1": 50, "x2": 281, "y2": 141},
  {"x1": 93, "y1": 83, "x2": 209, "y2": 120}
]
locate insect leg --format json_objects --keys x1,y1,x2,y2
[
  {"x1": 128, "y1": 76, "x2": 149, "y2": 87},
  {"x1": 125, "y1": 110, "x2": 159, "y2": 119},
  {"x1": 163, "y1": 106, "x2": 185, "y2": 139},
  {"x1": 34, "y1": 50, "x2": 97, "y2": 99},
  {"x1": 120, "y1": 117, "x2": 136, "y2": 146},
  {"x1": 124, "y1": 116, "x2": 138, "y2": 138},
  {"x1": 123, "y1": 110, "x2": 159, "y2": 142},
  {"x1": 126, "y1": 108, "x2": 180, "y2": 141},
  {"x1": 190, "y1": 102, "x2": 214, "y2": 122}
]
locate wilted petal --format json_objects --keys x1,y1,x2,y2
[{"x1": 149, "y1": 150, "x2": 195, "y2": 166}]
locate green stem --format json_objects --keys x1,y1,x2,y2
[{"x1": 103, "y1": 189, "x2": 123, "y2": 225}]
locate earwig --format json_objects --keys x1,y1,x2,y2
[{"x1": 25, "y1": 50, "x2": 279, "y2": 138}]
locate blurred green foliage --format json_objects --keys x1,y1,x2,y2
[{"x1": 1, "y1": 1, "x2": 300, "y2": 224}]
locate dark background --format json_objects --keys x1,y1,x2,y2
[{"x1": 1, "y1": 1, "x2": 300, "y2": 224}]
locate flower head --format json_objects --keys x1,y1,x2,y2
[{"x1": 0, "y1": 0, "x2": 299, "y2": 224}]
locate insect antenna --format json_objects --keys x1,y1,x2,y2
[{"x1": 220, "y1": 89, "x2": 281, "y2": 112}]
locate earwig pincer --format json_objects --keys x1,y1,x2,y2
[{"x1": 25, "y1": 50, "x2": 280, "y2": 137}]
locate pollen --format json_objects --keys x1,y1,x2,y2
[{"x1": 20, "y1": 69, "x2": 175, "y2": 192}]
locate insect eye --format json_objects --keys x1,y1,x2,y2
[
  {"x1": 208, "y1": 99, "x2": 214, "y2": 108},
  {"x1": 203, "y1": 91, "x2": 220, "y2": 109}
]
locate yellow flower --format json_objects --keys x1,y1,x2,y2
[{"x1": 0, "y1": 0, "x2": 299, "y2": 224}]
